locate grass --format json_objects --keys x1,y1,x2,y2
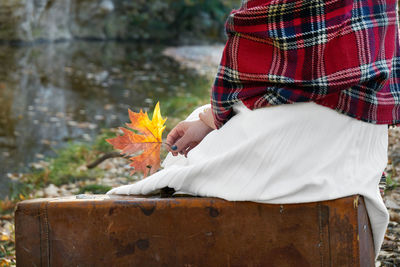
[
  {"x1": 386, "y1": 172, "x2": 400, "y2": 191},
  {"x1": 4, "y1": 129, "x2": 120, "y2": 203}
]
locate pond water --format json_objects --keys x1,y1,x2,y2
[{"x1": 0, "y1": 41, "x2": 211, "y2": 197}]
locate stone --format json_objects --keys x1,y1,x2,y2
[
  {"x1": 0, "y1": 0, "x2": 124, "y2": 43},
  {"x1": 35, "y1": 190, "x2": 44, "y2": 198},
  {"x1": 2, "y1": 221, "x2": 13, "y2": 236},
  {"x1": 0, "y1": 0, "x2": 233, "y2": 44},
  {"x1": 99, "y1": 0, "x2": 114, "y2": 13},
  {"x1": 44, "y1": 184, "x2": 59, "y2": 197},
  {"x1": 386, "y1": 199, "x2": 400, "y2": 210}
]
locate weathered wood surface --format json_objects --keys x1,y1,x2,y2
[{"x1": 15, "y1": 194, "x2": 374, "y2": 267}]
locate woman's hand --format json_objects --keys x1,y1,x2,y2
[{"x1": 166, "y1": 119, "x2": 214, "y2": 157}]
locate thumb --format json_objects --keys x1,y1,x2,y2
[{"x1": 173, "y1": 132, "x2": 192, "y2": 154}]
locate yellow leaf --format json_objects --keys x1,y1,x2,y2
[
  {"x1": 0, "y1": 234, "x2": 10, "y2": 242},
  {"x1": 106, "y1": 102, "x2": 167, "y2": 177},
  {"x1": 126, "y1": 102, "x2": 166, "y2": 142},
  {"x1": 0, "y1": 258, "x2": 11, "y2": 267}
]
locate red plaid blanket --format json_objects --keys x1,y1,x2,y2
[{"x1": 211, "y1": 0, "x2": 400, "y2": 129}]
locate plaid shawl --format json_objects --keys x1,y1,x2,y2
[{"x1": 211, "y1": 0, "x2": 400, "y2": 129}]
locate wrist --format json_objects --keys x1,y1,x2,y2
[
  {"x1": 199, "y1": 107, "x2": 217, "y2": 130},
  {"x1": 196, "y1": 118, "x2": 214, "y2": 133}
]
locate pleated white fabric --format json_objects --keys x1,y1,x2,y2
[{"x1": 107, "y1": 102, "x2": 389, "y2": 257}]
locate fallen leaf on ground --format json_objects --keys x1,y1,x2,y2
[
  {"x1": 0, "y1": 233, "x2": 10, "y2": 242},
  {"x1": 0, "y1": 215, "x2": 12, "y2": 221},
  {"x1": 107, "y1": 102, "x2": 166, "y2": 177},
  {"x1": 0, "y1": 259, "x2": 11, "y2": 267},
  {"x1": 389, "y1": 210, "x2": 400, "y2": 223},
  {"x1": 0, "y1": 199, "x2": 15, "y2": 212}
]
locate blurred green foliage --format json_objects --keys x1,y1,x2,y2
[
  {"x1": 124, "y1": 0, "x2": 239, "y2": 43},
  {"x1": 7, "y1": 130, "x2": 121, "y2": 200},
  {"x1": 386, "y1": 172, "x2": 399, "y2": 192}
]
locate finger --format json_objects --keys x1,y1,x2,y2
[
  {"x1": 166, "y1": 124, "x2": 186, "y2": 152},
  {"x1": 184, "y1": 142, "x2": 198, "y2": 158},
  {"x1": 173, "y1": 133, "x2": 192, "y2": 154},
  {"x1": 170, "y1": 151, "x2": 179, "y2": 157},
  {"x1": 167, "y1": 143, "x2": 179, "y2": 156},
  {"x1": 166, "y1": 128, "x2": 182, "y2": 148},
  {"x1": 164, "y1": 143, "x2": 177, "y2": 154}
]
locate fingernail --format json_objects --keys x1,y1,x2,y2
[{"x1": 171, "y1": 145, "x2": 177, "y2": 151}]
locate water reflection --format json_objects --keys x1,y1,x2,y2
[{"x1": 0, "y1": 41, "x2": 209, "y2": 197}]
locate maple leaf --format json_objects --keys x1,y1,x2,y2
[{"x1": 106, "y1": 102, "x2": 167, "y2": 177}]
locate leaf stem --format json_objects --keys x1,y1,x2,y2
[{"x1": 162, "y1": 142, "x2": 172, "y2": 148}]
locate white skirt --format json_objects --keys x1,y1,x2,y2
[{"x1": 108, "y1": 102, "x2": 389, "y2": 257}]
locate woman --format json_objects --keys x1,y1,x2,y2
[{"x1": 108, "y1": 0, "x2": 400, "y2": 257}]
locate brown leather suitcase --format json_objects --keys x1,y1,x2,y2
[{"x1": 15, "y1": 194, "x2": 374, "y2": 267}]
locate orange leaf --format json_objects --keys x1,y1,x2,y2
[
  {"x1": 0, "y1": 198, "x2": 15, "y2": 212},
  {"x1": 106, "y1": 102, "x2": 166, "y2": 177},
  {"x1": 0, "y1": 258, "x2": 12, "y2": 267}
]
